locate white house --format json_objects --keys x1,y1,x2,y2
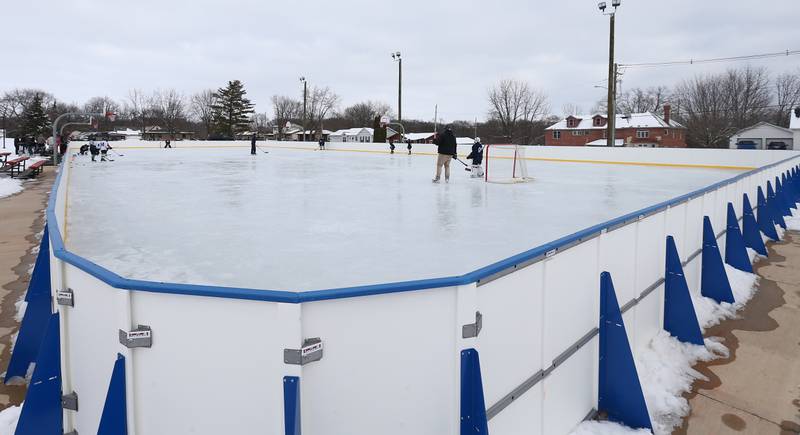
[
  {"x1": 791, "y1": 107, "x2": 800, "y2": 146},
  {"x1": 329, "y1": 128, "x2": 374, "y2": 143},
  {"x1": 728, "y1": 121, "x2": 794, "y2": 150}
]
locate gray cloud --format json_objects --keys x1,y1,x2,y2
[{"x1": 2, "y1": 0, "x2": 798, "y2": 121}]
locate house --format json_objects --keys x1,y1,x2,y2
[
  {"x1": 403, "y1": 132, "x2": 436, "y2": 144},
  {"x1": 111, "y1": 128, "x2": 142, "y2": 140},
  {"x1": 329, "y1": 128, "x2": 374, "y2": 143},
  {"x1": 141, "y1": 127, "x2": 196, "y2": 141},
  {"x1": 545, "y1": 105, "x2": 686, "y2": 147},
  {"x1": 791, "y1": 107, "x2": 800, "y2": 146},
  {"x1": 728, "y1": 121, "x2": 794, "y2": 150}
]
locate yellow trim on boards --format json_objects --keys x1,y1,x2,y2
[{"x1": 103, "y1": 143, "x2": 754, "y2": 171}]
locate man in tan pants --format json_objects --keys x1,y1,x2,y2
[{"x1": 432, "y1": 127, "x2": 457, "y2": 183}]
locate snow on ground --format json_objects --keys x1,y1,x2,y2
[
  {"x1": 0, "y1": 404, "x2": 21, "y2": 435},
  {"x1": 65, "y1": 145, "x2": 745, "y2": 291},
  {"x1": 786, "y1": 215, "x2": 800, "y2": 231},
  {"x1": 572, "y1": 260, "x2": 760, "y2": 435},
  {"x1": 0, "y1": 178, "x2": 22, "y2": 199}
]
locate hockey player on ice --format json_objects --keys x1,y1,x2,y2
[
  {"x1": 466, "y1": 137, "x2": 484, "y2": 178},
  {"x1": 89, "y1": 140, "x2": 99, "y2": 162},
  {"x1": 251, "y1": 133, "x2": 257, "y2": 155},
  {"x1": 432, "y1": 127, "x2": 457, "y2": 183},
  {"x1": 99, "y1": 141, "x2": 112, "y2": 162}
]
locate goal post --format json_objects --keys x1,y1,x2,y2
[{"x1": 484, "y1": 144, "x2": 534, "y2": 183}]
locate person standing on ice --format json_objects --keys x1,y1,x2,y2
[
  {"x1": 406, "y1": 139, "x2": 412, "y2": 155},
  {"x1": 99, "y1": 141, "x2": 112, "y2": 161},
  {"x1": 251, "y1": 133, "x2": 257, "y2": 155},
  {"x1": 89, "y1": 140, "x2": 99, "y2": 162},
  {"x1": 164, "y1": 137, "x2": 172, "y2": 148},
  {"x1": 432, "y1": 127, "x2": 457, "y2": 183},
  {"x1": 318, "y1": 137, "x2": 325, "y2": 150},
  {"x1": 466, "y1": 137, "x2": 484, "y2": 178}
]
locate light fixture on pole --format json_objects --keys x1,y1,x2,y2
[
  {"x1": 299, "y1": 76, "x2": 307, "y2": 142},
  {"x1": 391, "y1": 51, "x2": 402, "y2": 122},
  {"x1": 599, "y1": 0, "x2": 621, "y2": 147}
]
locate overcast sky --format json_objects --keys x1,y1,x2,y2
[{"x1": 3, "y1": 0, "x2": 798, "y2": 122}]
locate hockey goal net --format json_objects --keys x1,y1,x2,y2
[{"x1": 484, "y1": 144, "x2": 533, "y2": 183}]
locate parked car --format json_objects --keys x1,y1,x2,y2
[
  {"x1": 736, "y1": 141, "x2": 757, "y2": 150},
  {"x1": 767, "y1": 141, "x2": 788, "y2": 150}
]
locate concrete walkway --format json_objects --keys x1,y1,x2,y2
[
  {"x1": 0, "y1": 169, "x2": 54, "y2": 407},
  {"x1": 676, "y1": 231, "x2": 800, "y2": 434}
]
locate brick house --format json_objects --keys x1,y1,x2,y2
[{"x1": 544, "y1": 105, "x2": 687, "y2": 147}]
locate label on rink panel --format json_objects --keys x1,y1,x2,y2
[{"x1": 301, "y1": 341, "x2": 323, "y2": 357}]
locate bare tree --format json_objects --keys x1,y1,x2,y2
[
  {"x1": 342, "y1": 101, "x2": 393, "y2": 127},
  {"x1": 1, "y1": 89, "x2": 56, "y2": 117},
  {"x1": 150, "y1": 89, "x2": 186, "y2": 133},
  {"x1": 306, "y1": 86, "x2": 340, "y2": 138},
  {"x1": 250, "y1": 113, "x2": 269, "y2": 134},
  {"x1": 488, "y1": 79, "x2": 548, "y2": 143},
  {"x1": 772, "y1": 70, "x2": 800, "y2": 126},
  {"x1": 673, "y1": 73, "x2": 734, "y2": 148},
  {"x1": 271, "y1": 95, "x2": 301, "y2": 140},
  {"x1": 560, "y1": 103, "x2": 583, "y2": 117},
  {"x1": 83, "y1": 96, "x2": 120, "y2": 115},
  {"x1": 190, "y1": 89, "x2": 216, "y2": 138},
  {"x1": 723, "y1": 66, "x2": 771, "y2": 128},
  {"x1": 618, "y1": 86, "x2": 670, "y2": 115},
  {"x1": 125, "y1": 89, "x2": 150, "y2": 133}
]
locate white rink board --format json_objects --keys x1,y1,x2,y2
[{"x1": 44, "y1": 148, "x2": 800, "y2": 435}]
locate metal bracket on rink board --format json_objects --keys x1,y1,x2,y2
[
  {"x1": 462, "y1": 311, "x2": 483, "y2": 338},
  {"x1": 284, "y1": 338, "x2": 324, "y2": 365},
  {"x1": 64, "y1": 431, "x2": 79, "y2": 435},
  {"x1": 62, "y1": 391, "x2": 79, "y2": 411},
  {"x1": 56, "y1": 288, "x2": 74, "y2": 307},
  {"x1": 119, "y1": 325, "x2": 153, "y2": 348}
]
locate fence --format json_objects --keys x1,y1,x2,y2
[{"x1": 6, "y1": 145, "x2": 800, "y2": 435}]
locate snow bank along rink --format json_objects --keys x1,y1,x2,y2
[
  {"x1": 64, "y1": 141, "x2": 746, "y2": 291},
  {"x1": 10, "y1": 140, "x2": 797, "y2": 435}
]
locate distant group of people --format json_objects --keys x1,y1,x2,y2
[
  {"x1": 12, "y1": 135, "x2": 47, "y2": 156},
  {"x1": 79, "y1": 139, "x2": 113, "y2": 162}
]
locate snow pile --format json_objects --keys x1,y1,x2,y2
[
  {"x1": 571, "y1": 421, "x2": 651, "y2": 435},
  {"x1": 635, "y1": 333, "x2": 728, "y2": 434},
  {"x1": 786, "y1": 215, "x2": 800, "y2": 232},
  {"x1": 0, "y1": 405, "x2": 21, "y2": 435},
  {"x1": 746, "y1": 248, "x2": 764, "y2": 264},
  {"x1": 0, "y1": 178, "x2": 23, "y2": 199}
]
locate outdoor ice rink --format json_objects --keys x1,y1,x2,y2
[{"x1": 65, "y1": 144, "x2": 747, "y2": 291}]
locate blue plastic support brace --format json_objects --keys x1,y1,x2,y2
[
  {"x1": 6, "y1": 226, "x2": 52, "y2": 383},
  {"x1": 598, "y1": 272, "x2": 653, "y2": 430},
  {"x1": 781, "y1": 173, "x2": 795, "y2": 211},
  {"x1": 776, "y1": 176, "x2": 792, "y2": 216},
  {"x1": 767, "y1": 181, "x2": 787, "y2": 229},
  {"x1": 460, "y1": 348, "x2": 489, "y2": 435},
  {"x1": 701, "y1": 217, "x2": 735, "y2": 304},
  {"x1": 664, "y1": 237, "x2": 705, "y2": 345},
  {"x1": 283, "y1": 376, "x2": 301, "y2": 435},
  {"x1": 725, "y1": 203, "x2": 753, "y2": 273},
  {"x1": 98, "y1": 354, "x2": 128, "y2": 435},
  {"x1": 742, "y1": 194, "x2": 768, "y2": 256},
  {"x1": 14, "y1": 313, "x2": 62, "y2": 435},
  {"x1": 757, "y1": 187, "x2": 780, "y2": 241}
]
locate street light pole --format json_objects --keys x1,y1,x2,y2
[
  {"x1": 599, "y1": 1, "x2": 621, "y2": 147},
  {"x1": 392, "y1": 52, "x2": 402, "y2": 123},
  {"x1": 299, "y1": 77, "x2": 307, "y2": 142}
]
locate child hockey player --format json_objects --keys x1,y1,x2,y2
[
  {"x1": 89, "y1": 140, "x2": 99, "y2": 162},
  {"x1": 466, "y1": 138, "x2": 485, "y2": 178},
  {"x1": 99, "y1": 141, "x2": 112, "y2": 161}
]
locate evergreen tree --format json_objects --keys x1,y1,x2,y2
[
  {"x1": 211, "y1": 80, "x2": 255, "y2": 138},
  {"x1": 21, "y1": 94, "x2": 50, "y2": 139}
]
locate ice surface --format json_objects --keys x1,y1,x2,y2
[{"x1": 66, "y1": 145, "x2": 746, "y2": 291}]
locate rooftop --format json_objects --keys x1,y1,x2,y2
[{"x1": 546, "y1": 112, "x2": 685, "y2": 130}]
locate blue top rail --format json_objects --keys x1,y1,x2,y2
[{"x1": 46, "y1": 154, "x2": 800, "y2": 304}]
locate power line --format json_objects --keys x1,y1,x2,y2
[{"x1": 620, "y1": 49, "x2": 800, "y2": 69}]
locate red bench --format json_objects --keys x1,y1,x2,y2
[
  {"x1": 1, "y1": 156, "x2": 30, "y2": 178},
  {"x1": 18, "y1": 160, "x2": 47, "y2": 178},
  {"x1": 0, "y1": 151, "x2": 10, "y2": 165}
]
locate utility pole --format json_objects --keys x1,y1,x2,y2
[
  {"x1": 434, "y1": 105, "x2": 438, "y2": 133},
  {"x1": 599, "y1": 0, "x2": 621, "y2": 147},
  {"x1": 474, "y1": 117, "x2": 477, "y2": 139},
  {"x1": 392, "y1": 52, "x2": 402, "y2": 123},
  {"x1": 300, "y1": 77, "x2": 307, "y2": 142}
]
